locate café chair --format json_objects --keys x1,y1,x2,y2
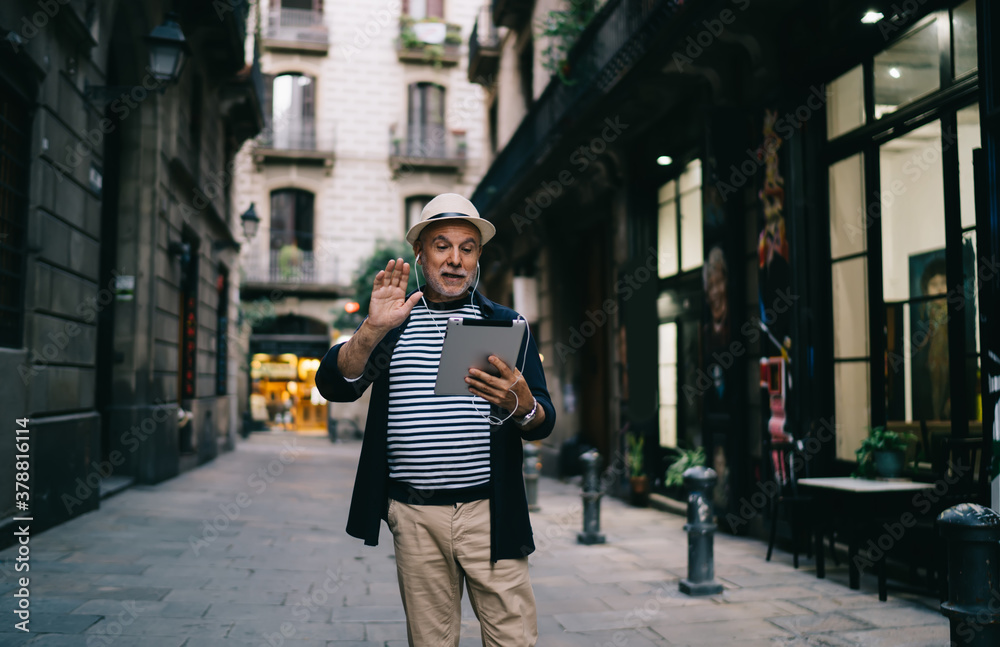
[{"x1": 765, "y1": 440, "x2": 814, "y2": 568}]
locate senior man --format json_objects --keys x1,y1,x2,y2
[{"x1": 315, "y1": 193, "x2": 555, "y2": 647}]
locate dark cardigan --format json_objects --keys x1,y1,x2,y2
[{"x1": 315, "y1": 290, "x2": 556, "y2": 562}]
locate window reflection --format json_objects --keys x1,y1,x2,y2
[
  {"x1": 879, "y1": 121, "x2": 946, "y2": 302},
  {"x1": 874, "y1": 20, "x2": 940, "y2": 119},
  {"x1": 957, "y1": 105, "x2": 980, "y2": 229},
  {"x1": 952, "y1": 0, "x2": 978, "y2": 78},
  {"x1": 827, "y1": 65, "x2": 865, "y2": 139}
]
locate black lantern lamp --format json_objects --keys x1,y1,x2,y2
[
  {"x1": 85, "y1": 13, "x2": 189, "y2": 102},
  {"x1": 145, "y1": 12, "x2": 188, "y2": 83},
  {"x1": 214, "y1": 203, "x2": 261, "y2": 251},
  {"x1": 240, "y1": 203, "x2": 260, "y2": 241}
]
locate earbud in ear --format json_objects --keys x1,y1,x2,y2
[{"x1": 416, "y1": 253, "x2": 422, "y2": 264}]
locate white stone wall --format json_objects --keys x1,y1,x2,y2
[{"x1": 236, "y1": 0, "x2": 490, "y2": 299}]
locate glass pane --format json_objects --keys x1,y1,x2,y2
[
  {"x1": 679, "y1": 159, "x2": 701, "y2": 193},
  {"x1": 910, "y1": 285, "x2": 951, "y2": 422},
  {"x1": 678, "y1": 319, "x2": 702, "y2": 448},
  {"x1": 658, "y1": 181, "x2": 678, "y2": 278},
  {"x1": 658, "y1": 322, "x2": 677, "y2": 368},
  {"x1": 885, "y1": 302, "x2": 911, "y2": 421},
  {"x1": 953, "y1": 0, "x2": 978, "y2": 77},
  {"x1": 962, "y1": 231, "x2": 982, "y2": 423},
  {"x1": 874, "y1": 20, "x2": 941, "y2": 119},
  {"x1": 657, "y1": 179, "x2": 676, "y2": 204},
  {"x1": 834, "y1": 361, "x2": 870, "y2": 461},
  {"x1": 679, "y1": 189, "x2": 703, "y2": 272},
  {"x1": 829, "y1": 154, "x2": 866, "y2": 258},
  {"x1": 880, "y1": 121, "x2": 946, "y2": 301},
  {"x1": 659, "y1": 405, "x2": 677, "y2": 449},
  {"x1": 658, "y1": 322, "x2": 678, "y2": 448},
  {"x1": 827, "y1": 65, "x2": 865, "y2": 139},
  {"x1": 832, "y1": 257, "x2": 869, "y2": 358},
  {"x1": 958, "y1": 104, "x2": 981, "y2": 229},
  {"x1": 963, "y1": 231, "x2": 980, "y2": 357}
]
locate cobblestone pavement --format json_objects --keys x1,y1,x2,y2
[{"x1": 0, "y1": 433, "x2": 951, "y2": 646}]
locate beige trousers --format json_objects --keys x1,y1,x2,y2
[{"x1": 387, "y1": 498, "x2": 538, "y2": 647}]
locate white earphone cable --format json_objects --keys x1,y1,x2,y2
[{"x1": 413, "y1": 257, "x2": 529, "y2": 426}]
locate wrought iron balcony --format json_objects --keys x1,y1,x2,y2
[
  {"x1": 264, "y1": 8, "x2": 329, "y2": 53},
  {"x1": 469, "y1": 5, "x2": 500, "y2": 85},
  {"x1": 254, "y1": 116, "x2": 336, "y2": 174},
  {"x1": 397, "y1": 15, "x2": 463, "y2": 67},
  {"x1": 242, "y1": 248, "x2": 346, "y2": 288},
  {"x1": 389, "y1": 128, "x2": 467, "y2": 174}
]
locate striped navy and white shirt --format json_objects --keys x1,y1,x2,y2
[{"x1": 386, "y1": 297, "x2": 492, "y2": 495}]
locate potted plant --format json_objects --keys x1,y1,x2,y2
[
  {"x1": 664, "y1": 446, "x2": 706, "y2": 498},
  {"x1": 853, "y1": 426, "x2": 917, "y2": 479},
  {"x1": 626, "y1": 434, "x2": 649, "y2": 506}
]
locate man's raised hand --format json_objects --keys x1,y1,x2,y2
[{"x1": 366, "y1": 258, "x2": 422, "y2": 333}]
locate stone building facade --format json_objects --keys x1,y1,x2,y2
[
  {"x1": 0, "y1": 0, "x2": 264, "y2": 540},
  {"x1": 234, "y1": 0, "x2": 493, "y2": 433}
]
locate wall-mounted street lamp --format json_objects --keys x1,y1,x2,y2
[
  {"x1": 85, "y1": 12, "x2": 189, "y2": 102},
  {"x1": 214, "y1": 203, "x2": 261, "y2": 252},
  {"x1": 145, "y1": 12, "x2": 189, "y2": 83}
]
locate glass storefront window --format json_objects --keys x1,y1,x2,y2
[
  {"x1": 658, "y1": 160, "x2": 703, "y2": 276},
  {"x1": 963, "y1": 231, "x2": 982, "y2": 424},
  {"x1": 953, "y1": 0, "x2": 978, "y2": 78},
  {"x1": 874, "y1": 20, "x2": 941, "y2": 119},
  {"x1": 879, "y1": 121, "x2": 946, "y2": 301},
  {"x1": 964, "y1": 231, "x2": 980, "y2": 356},
  {"x1": 834, "y1": 361, "x2": 870, "y2": 460},
  {"x1": 832, "y1": 257, "x2": 869, "y2": 359},
  {"x1": 829, "y1": 154, "x2": 866, "y2": 259},
  {"x1": 658, "y1": 322, "x2": 678, "y2": 448},
  {"x1": 658, "y1": 179, "x2": 678, "y2": 278},
  {"x1": 679, "y1": 160, "x2": 703, "y2": 272},
  {"x1": 827, "y1": 65, "x2": 865, "y2": 139},
  {"x1": 958, "y1": 105, "x2": 981, "y2": 229}
]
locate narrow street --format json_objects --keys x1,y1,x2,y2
[{"x1": 0, "y1": 433, "x2": 950, "y2": 646}]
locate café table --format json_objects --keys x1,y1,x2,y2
[{"x1": 798, "y1": 476, "x2": 935, "y2": 601}]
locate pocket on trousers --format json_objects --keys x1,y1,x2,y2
[{"x1": 386, "y1": 498, "x2": 397, "y2": 532}]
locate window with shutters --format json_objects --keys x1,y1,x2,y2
[
  {"x1": 407, "y1": 82, "x2": 446, "y2": 158},
  {"x1": 270, "y1": 189, "x2": 315, "y2": 253},
  {"x1": 264, "y1": 0, "x2": 328, "y2": 49},
  {"x1": 264, "y1": 73, "x2": 317, "y2": 151}
]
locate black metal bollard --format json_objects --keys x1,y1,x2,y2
[
  {"x1": 938, "y1": 503, "x2": 1000, "y2": 646},
  {"x1": 523, "y1": 443, "x2": 541, "y2": 512},
  {"x1": 679, "y1": 466, "x2": 723, "y2": 596},
  {"x1": 577, "y1": 450, "x2": 606, "y2": 545}
]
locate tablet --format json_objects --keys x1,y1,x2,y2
[{"x1": 434, "y1": 318, "x2": 528, "y2": 396}]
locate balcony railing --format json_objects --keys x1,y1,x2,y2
[
  {"x1": 242, "y1": 249, "x2": 345, "y2": 286},
  {"x1": 264, "y1": 8, "x2": 329, "y2": 50},
  {"x1": 472, "y1": 0, "x2": 689, "y2": 217},
  {"x1": 259, "y1": 116, "x2": 332, "y2": 152},
  {"x1": 469, "y1": 5, "x2": 500, "y2": 85},
  {"x1": 254, "y1": 115, "x2": 336, "y2": 173},
  {"x1": 397, "y1": 15, "x2": 463, "y2": 66},
  {"x1": 389, "y1": 128, "x2": 467, "y2": 173}
]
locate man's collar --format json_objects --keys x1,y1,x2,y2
[{"x1": 404, "y1": 288, "x2": 495, "y2": 316}]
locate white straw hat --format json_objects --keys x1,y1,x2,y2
[{"x1": 405, "y1": 193, "x2": 495, "y2": 246}]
